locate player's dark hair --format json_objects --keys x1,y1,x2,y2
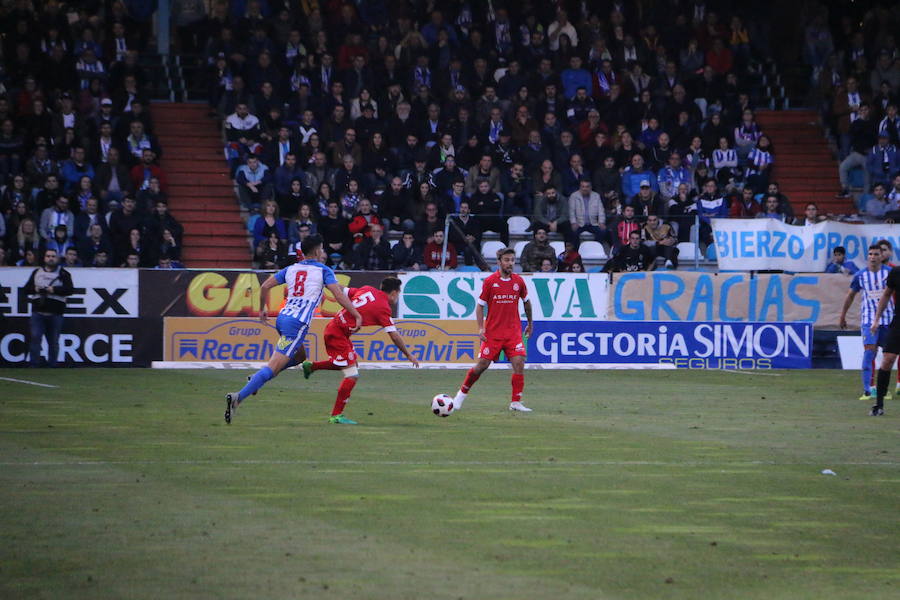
[
  {"x1": 300, "y1": 234, "x2": 323, "y2": 256},
  {"x1": 835, "y1": 246, "x2": 847, "y2": 254},
  {"x1": 497, "y1": 247, "x2": 515, "y2": 259},
  {"x1": 878, "y1": 239, "x2": 893, "y2": 250},
  {"x1": 868, "y1": 244, "x2": 881, "y2": 252},
  {"x1": 380, "y1": 277, "x2": 401, "y2": 294}
]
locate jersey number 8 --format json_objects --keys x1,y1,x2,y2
[{"x1": 293, "y1": 271, "x2": 307, "y2": 296}]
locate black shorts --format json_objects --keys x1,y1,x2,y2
[{"x1": 883, "y1": 319, "x2": 900, "y2": 354}]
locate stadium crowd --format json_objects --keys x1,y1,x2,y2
[
  {"x1": 805, "y1": 2, "x2": 900, "y2": 217},
  {"x1": 195, "y1": 0, "x2": 801, "y2": 272},
  {"x1": 0, "y1": 0, "x2": 182, "y2": 269}
]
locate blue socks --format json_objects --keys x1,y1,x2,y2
[
  {"x1": 862, "y1": 348, "x2": 876, "y2": 394},
  {"x1": 238, "y1": 366, "x2": 274, "y2": 401}
]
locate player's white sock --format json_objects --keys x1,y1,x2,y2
[{"x1": 453, "y1": 391, "x2": 467, "y2": 410}]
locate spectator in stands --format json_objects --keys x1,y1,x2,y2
[
  {"x1": 108, "y1": 196, "x2": 140, "y2": 254},
  {"x1": 626, "y1": 181, "x2": 658, "y2": 217},
  {"x1": 122, "y1": 228, "x2": 154, "y2": 267},
  {"x1": 733, "y1": 109, "x2": 762, "y2": 163},
  {"x1": 319, "y1": 200, "x2": 350, "y2": 266},
  {"x1": 224, "y1": 103, "x2": 263, "y2": 173},
  {"x1": 60, "y1": 146, "x2": 94, "y2": 193},
  {"x1": 532, "y1": 186, "x2": 569, "y2": 236},
  {"x1": 42, "y1": 224, "x2": 74, "y2": 258},
  {"x1": 423, "y1": 229, "x2": 457, "y2": 271},
  {"x1": 745, "y1": 135, "x2": 774, "y2": 193},
  {"x1": 880, "y1": 104, "x2": 900, "y2": 147},
  {"x1": 382, "y1": 176, "x2": 415, "y2": 232},
  {"x1": 130, "y1": 148, "x2": 167, "y2": 194},
  {"x1": 392, "y1": 231, "x2": 423, "y2": 271},
  {"x1": 696, "y1": 179, "x2": 728, "y2": 246},
  {"x1": 756, "y1": 195, "x2": 788, "y2": 221},
  {"x1": 825, "y1": 246, "x2": 859, "y2": 275},
  {"x1": 448, "y1": 200, "x2": 482, "y2": 266},
  {"x1": 39, "y1": 196, "x2": 74, "y2": 242},
  {"x1": 520, "y1": 228, "x2": 556, "y2": 273},
  {"x1": 644, "y1": 214, "x2": 680, "y2": 270},
  {"x1": 568, "y1": 178, "x2": 609, "y2": 248},
  {"x1": 794, "y1": 203, "x2": 826, "y2": 226},
  {"x1": 144, "y1": 200, "x2": 183, "y2": 246},
  {"x1": 621, "y1": 154, "x2": 658, "y2": 200},
  {"x1": 866, "y1": 133, "x2": 899, "y2": 191},
  {"x1": 347, "y1": 198, "x2": 382, "y2": 244},
  {"x1": 288, "y1": 204, "x2": 317, "y2": 243},
  {"x1": 122, "y1": 120, "x2": 160, "y2": 166},
  {"x1": 730, "y1": 186, "x2": 761, "y2": 218},
  {"x1": 470, "y1": 179, "x2": 509, "y2": 246},
  {"x1": 605, "y1": 230, "x2": 656, "y2": 272},
  {"x1": 501, "y1": 162, "x2": 533, "y2": 215},
  {"x1": 615, "y1": 205, "x2": 642, "y2": 247},
  {"x1": 838, "y1": 103, "x2": 876, "y2": 197},
  {"x1": 464, "y1": 154, "x2": 500, "y2": 196},
  {"x1": 865, "y1": 183, "x2": 895, "y2": 220},
  {"x1": 352, "y1": 222, "x2": 391, "y2": 270},
  {"x1": 95, "y1": 147, "x2": 134, "y2": 207},
  {"x1": 256, "y1": 230, "x2": 291, "y2": 269},
  {"x1": 658, "y1": 152, "x2": 692, "y2": 204},
  {"x1": 252, "y1": 200, "x2": 287, "y2": 247},
  {"x1": 73, "y1": 197, "x2": 106, "y2": 242},
  {"x1": 236, "y1": 155, "x2": 272, "y2": 211},
  {"x1": 79, "y1": 223, "x2": 114, "y2": 266}
]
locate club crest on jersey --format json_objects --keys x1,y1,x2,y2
[{"x1": 513, "y1": 283, "x2": 520, "y2": 291}]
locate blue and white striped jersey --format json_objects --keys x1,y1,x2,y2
[
  {"x1": 274, "y1": 260, "x2": 337, "y2": 323},
  {"x1": 850, "y1": 265, "x2": 894, "y2": 326}
]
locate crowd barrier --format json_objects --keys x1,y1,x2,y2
[{"x1": 1, "y1": 268, "x2": 861, "y2": 368}]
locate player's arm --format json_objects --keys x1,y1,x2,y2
[
  {"x1": 839, "y1": 288, "x2": 858, "y2": 330},
  {"x1": 871, "y1": 285, "x2": 894, "y2": 334},
  {"x1": 259, "y1": 274, "x2": 279, "y2": 323},
  {"x1": 522, "y1": 298, "x2": 533, "y2": 339},
  {"x1": 325, "y1": 282, "x2": 363, "y2": 331},
  {"x1": 475, "y1": 302, "x2": 486, "y2": 341},
  {"x1": 387, "y1": 330, "x2": 420, "y2": 368}
]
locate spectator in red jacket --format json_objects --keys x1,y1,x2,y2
[
  {"x1": 730, "y1": 187, "x2": 762, "y2": 217},
  {"x1": 423, "y1": 229, "x2": 457, "y2": 270},
  {"x1": 706, "y1": 39, "x2": 734, "y2": 75},
  {"x1": 130, "y1": 148, "x2": 168, "y2": 194},
  {"x1": 347, "y1": 197, "x2": 383, "y2": 243}
]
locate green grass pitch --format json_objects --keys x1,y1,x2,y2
[{"x1": 1, "y1": 367, "x2": 899, "y2": 599}]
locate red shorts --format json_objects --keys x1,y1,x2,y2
[
  {"x1": 479, "y1": 335, "x2": 526, "y2": 362},
  {"x1": 323, "y1": 321, "x2": 356, "y2": 367}
]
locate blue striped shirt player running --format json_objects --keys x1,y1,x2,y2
[
  {"x1": 225, "y1": 235, "x2": 362, "y2": 424},
  {"x1": 840, "y1": 244, "x2": 894, "y2": 402}
]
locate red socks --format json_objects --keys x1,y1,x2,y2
[
  {"x1": 313, "y1": 360, "x2": 341, "y2": 371},
  {"x1": 511, "y1": 373, "x2": 524, "y2": 403},
  {"x1": 331, "y1": 377, "x2": 357, "y2": 416},
  {"x1": 461, "y1": 368, "x2": 481, "y2": 393}
]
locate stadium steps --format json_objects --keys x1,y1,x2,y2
[
  {"x1": 152, "y1": 102, "x2": 250, "y2": 268},
  {"x1": 756, "y1": 109, "x2": 851, "y2": 215}
]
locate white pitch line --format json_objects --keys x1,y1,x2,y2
[
  {"x1": 720, "y1": 370, "x2": 784, "y2": 376},
  {"x1": 0, "y1": 459, "x2": 896, "y2": 468},
  {"x1": 0, "y1": 377, "x2": 59, "y2": 388}
]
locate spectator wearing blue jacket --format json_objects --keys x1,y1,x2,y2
[
  {"x1": 696, "y1": 178, "x2": 728, "y2": 246},
  {"x1": 236, "y1": 155, "x2": 273, "y2": 211},
  {"x1": 866, "y1": 133, "x2": 899, "y2": 191},
  {"x1": 657, "y1": 152, "x2": 692, "y2": 202},
  {"x1": 561, "y1": 55, "x2": 592, "y2": 100},
  {"x1": 824, "y1": 246, "x2": 860, "y2": 275},
  {"x1": 60, "y1": 147, "x2": 95, "y2": 194},
  {"x1": 621, "y1": 154, "x2": 658, "y2": 199}
]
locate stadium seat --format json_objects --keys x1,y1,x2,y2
[
  {"x1": 514, "y1": 240, "x2": 529, "y2": 258},
  {"x1": 578, "y1": 241, "x2": 607, "y2": 260},
  {"x1": 481, "y1": 241, "x2": 506, "y2": 260},
  {"x1": 550, "y1": 241, "x2": 565, "y2": 255},
  {"x1": 677, "y1": 242, "x2": 697, "y2": 260},
  {"x1": 507, "y1": 216, "x2": 531, "y2": 235},
  {"x1": 456, "y1": 265, "x2": 481, "y2": 272},
  {"x1": 705, "y1": 244, "x2": 718, "y2": 260}
]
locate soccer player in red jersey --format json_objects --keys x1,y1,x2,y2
[
  {"x1": 453, "y1": 247, "x2": 534, "y2": 412},
  {"x1": 302, "y1": 276, "x2": 420, "y2": 424}
]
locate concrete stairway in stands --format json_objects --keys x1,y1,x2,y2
[
  {"x1": 756, "y1": 110, "x2": 852, "y2": 215},
  {"x1": 151, "y1": 103, "x2": 249, "y2": 268}
]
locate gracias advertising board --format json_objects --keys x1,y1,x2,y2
[
  {"x1": 712, "y1": 219, "x2": 900, "y2": 272},
  {"x1": 397, "y1": 272, "x2": 608, "y2": 320}
]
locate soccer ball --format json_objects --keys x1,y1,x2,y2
[{"x1": 432, "y1": 394, "x2": 454, "y2": 417}]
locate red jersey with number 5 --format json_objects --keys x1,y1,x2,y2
[
  {"x1": 332, "y1": 286, "x2": 396, "y2": 335},
  {"x1": 479, "y1": 272, "x2": 527, "y2": 339}
]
